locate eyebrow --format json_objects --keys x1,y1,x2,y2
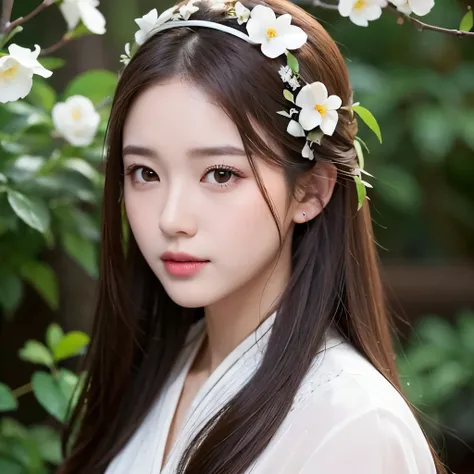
[{"x1": 122, "y1": 144, "x2": 247, "y2": 159}]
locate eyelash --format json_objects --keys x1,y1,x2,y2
[{"x1": 124, "y1": 163, "x2": 244, "y2": 188}]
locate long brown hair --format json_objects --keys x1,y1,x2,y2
[{"x1": 58, "y1": 0, "x2": 447, "y2": 472}]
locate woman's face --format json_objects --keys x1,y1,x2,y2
[{"x1": 122, "y1": 79, "x2": 299, "y2": 308}]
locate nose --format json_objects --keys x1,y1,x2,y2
[{"x1": 159, "y1": 182, "x2": 198, "y2": 238}]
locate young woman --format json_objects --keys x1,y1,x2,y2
[{"x1": 58, "y1": 0, "x2": 446, "y2": 473}]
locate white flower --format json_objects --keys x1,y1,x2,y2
[
  {"x1": 338, "y1": 0, "x2": 387, "y2": 27},
  {"x1": 120, "y1": 43, "x2": 131, "y2": 65},
  {"x1": 288, "y1": 76, "x2": 300, "y2": 91},
  {"x1": 295, "y1": 82, "x2": 342, "y2": 135},
  {"x1": 52, "y1": 95, "x2": 100, "y2": 147},
  {"x1": 0, "y1": 44, "x2": 52, "y2": 104},
  {"x1": 134, "y1": 7, "x2": 178, "y2": 45},
  {"x1": 208, "y1": 0, "x2": 228, "y2": 10},
  {"x1": 59, "y1": 0, "x2": 106, "y2": 35},
  {"x1": 179, "y1": 0, "x2": 199, "y2": 20},
  {"x1": 246, "y1": 5, "x2": 307, "y2": 59},
  {"x1": 235, "y1": 2, "x2": 250, "y2": 24},
  {"x1": 287, "y1": 119, "x2": 305, "y2": 137},
  {"x1": 389, "y1": 0, "x2": 433, "y2": 16},
  {"x1": 302, "y1": 141, "x2": 314, "y2": 160},
  {"x1": 278, "y1": 65, "x2": 293, "y2": 83}
]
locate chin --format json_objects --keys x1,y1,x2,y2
[{"x1": 159, "y1": 280, "x2": 225, "y2": 309}]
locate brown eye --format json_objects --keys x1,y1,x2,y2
[
  {"x1": 134, "y1": 166, "x2": 158, "y2": 183},
  {"x1": 212, "y1": 169, "x2": 233, "y2": 184}
]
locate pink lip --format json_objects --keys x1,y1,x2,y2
[{"x1": 161, "y1": 252, "x2": 209, "y2": 277}]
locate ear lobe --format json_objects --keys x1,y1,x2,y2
[{"x1": 293, "y1": 161, "x2": 337, "y2": 224}]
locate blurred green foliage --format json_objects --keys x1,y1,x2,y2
[
  {"x1": 398, "y1": 310, "x2": 474, "y2": 444},
  {"x1": 0, "y1": 323, "x2": 89, "y2": 473}
]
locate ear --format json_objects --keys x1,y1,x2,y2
[{"x1": 292, "y1": 161, "x2": 337, "y2": 224}]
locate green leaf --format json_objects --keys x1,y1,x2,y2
[
  {"x1": 0, "y1": 457, "x2": 23, "y2": 474},
  {"x1": 62, "y1": 158, "x2": 101, "y2": 185},
  {"x1": 286, "y1": 51, "x2": 299, "y2": 74},
  {"x1": 354, "y1": 139, "x2": 364, "y2": 170},
  {"x1": 354, "y1": 135, "x2": 370, "y2": 154},
  {"x1": 7, "y1": 191, "x2": 50, "y2": 234},
  {"x1": 20, "y1": 262, "x2": 59, "y2": 311},
  {"x1": 283, "y1": 89, "x2": 294, "y2": 103},
  {"x1": 307, "y1": 129, "x2": 324, "y2": 145},
  {"x1": 28, "y1": 425, "x2": 62, "y2": 465},
  {"x1": 18, "y1": 341, "x2": 54, "y2": 368},
  {"x1": 28, "y1": 78, "x2": 57, "y2": 112},
  {"x1": 31, "y1": 372, "x2": 68, "y2": 422},
  {"x1": 0, "y1": 383, "x2": 18, "y2": 412},
  {"x1": 61, "y1": 230, "x2": 98, "y2": 278},
  {"x1": 46, "y1": 324, "x2": 65, "y2": 353},
  {"x1": 353, "y1": 175, "x2": 366, "y2": 211},
  {"x1": 64, "y1": 69, "x2": 117, "y2": 106},
  {"x1": 53, "y1": 331, "x2": 90, "y2": 362},
  {"x1": 460, "y1": 10, "x2": 473, "y2": 32},
  {"x1": 352, "y1": 105, "x2": 382, "y2": 143},
  {"x1": 0, "y1": 274, "x2": 22, "y2": 312}
]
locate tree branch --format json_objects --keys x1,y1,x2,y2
[
  {"x1": 0, "y1": 0, "x2": 14, "y2": 33},
  {"x1": 387, "y1": 4, "x2": 474, "y2": 37},
  {"x1": 295, "y1": 0, "x2": 474, "y2": 37},
  {"x1": 3, "y1": 0, "x2": 54, "y2": 37},
  {"x1": 40, "y1": 33, "x2": 72, "y2": 55}
]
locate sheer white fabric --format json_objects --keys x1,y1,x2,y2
[{"x1": 105, "y1": 313, "x2": 436, "y2": 474}]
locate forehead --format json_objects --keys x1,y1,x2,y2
[{"x1": 123, "y1": 79, "x2": 243, "y2": 151}]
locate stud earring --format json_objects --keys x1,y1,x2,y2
[{"x1": 302, "y1": 212, "x2": 307, "y2": 218}]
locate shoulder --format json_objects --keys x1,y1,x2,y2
[{"x1": 275, "y1": 331, "x2": 437, "y2": 473}]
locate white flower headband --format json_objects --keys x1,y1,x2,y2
[{"x1": 121, "y1": 0, "x2": 379, "y2": 210}]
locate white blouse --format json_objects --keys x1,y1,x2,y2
[{"x1": 105, "y1": 313, "x2": 437, "y2": 474}]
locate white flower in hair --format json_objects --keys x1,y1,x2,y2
[
  {"x1": 295, "y1": 82, "x2": 342, "y2": 136},
  {"x1": 302, "y1": 141, "x2": 314, "y2": 160},
  {"x1": 120, "y1": 43, "x2": 131, "y2": 65},
  {"x1": 278, "y1": 65, "x2": 293, "y2": 83},
  {"x1": 246, "y1": 5, "x2": 307, "y2": 59},
  {"x1": 288, "y1": 76, "x2": 300, "y2": 91},
  {"x1": 179, "y1": 0, "x2": 200, "y2": 20},
  {"x1": 208, "y1": 0, "x2": 228, "y2": 11},
  {"x1": 134, "y1": 7, "x2": 178, "y2": 45},
  {"x1": 389, "y1": 0, "x2": 434, "y2": 16},
  {"x1": 0, "y1": 44, "x2": 52, "y2": 104},
  {"x1": 338, "y1": 0, "x2": 387, "y2": 27},
  {"x1": 235, "y1": 2, "x2": 250, "y2": 24}
]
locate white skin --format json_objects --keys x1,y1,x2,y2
[{"x1": 123, "y1": 79, "x2": 336, "y2": 374}]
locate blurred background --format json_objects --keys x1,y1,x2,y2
[{"x1": 0, "y1": 0, "x2": 473, "y2": 472}]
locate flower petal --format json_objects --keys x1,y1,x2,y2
[
  {"x1": 324, "y1": 94, "x2": 342, "y2": 111},
  {"x1": 298, "y1": 108, "x2": 322, "y2": 131},
  {"x1": 408, "y1": 0, "x2": 434, "y2": 16},
  {"x1": 309, "y1": 82, "x2": 329, "y2": 104},
  {"x1": 59, "y1": 2, "x2": 81, "y2": 30},
  {"x1": 0, "y1": 66, "x2": 33, "y2": 103},
  {"x1": 249, "y1": 5, "x2": 277, "y2": 25},
  {"x1": 295, "y1": 84, "x2": 316, "y2": 108},
  {"x1": 287, "y1": 119, "x2": 305, "y2": 137},
  {"x1": 302, "y1": 142, "x2": 314, "y2": 160},
  {"x1": 320, "y1": 110, "x2": 339, "y2": 135},
  {"x1": 260, "y1": 36, "x2": 287, "y2": 58},
  {"x1": 338, "y1": 0, "x2": 356, "y2": 17},
  {"x1": 282, "y1": 24, "x2": 308, "y2": 50},
  {"x1": 78, "y1": 3, "x2": 106, "y2": 34},
  {"x1": 363, "y1": 4, "x2": 383, "y2": 20},
  {"x1": 349, "y1": 11, "x2": 370, "y2": 26},
  {"x1": 135, "y1": 9, "x2": 158, "y2": 30}
]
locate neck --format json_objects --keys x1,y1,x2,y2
[{"x1": 199, "y1": 240, "x2": 292, "y2": 375}]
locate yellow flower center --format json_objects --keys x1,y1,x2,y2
[
  {"x1": 266, "y1": 28, "x2": 277, "y2": 40},
  {"x1": 71, "y1": 108, "x2": 82, "y2": 121},
  {"x1": 354, "y1": 0, "x2": 367, "y2": 9},
  {"x1": 0, "y1": 63, "x2": 19, "y2": 81},
  {"x1": 315, "y1": 104, "x2": 327, "y2": 117}
]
